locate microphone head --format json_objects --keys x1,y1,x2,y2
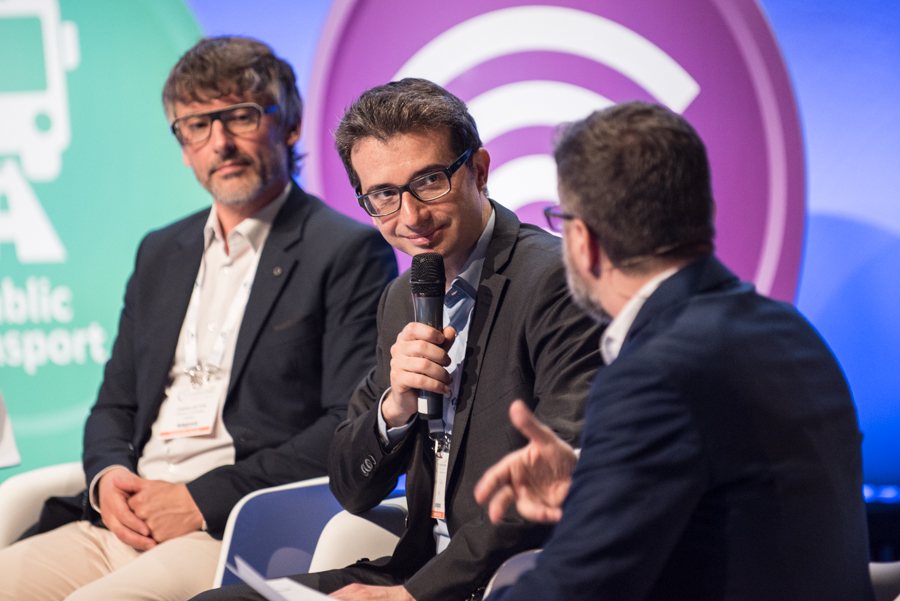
[{"x1": 410, "y1": 252, "x2": 445, "y2": 296}]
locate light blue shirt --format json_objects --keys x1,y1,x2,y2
[{"x1": 376, "y1": 208, "x2": 496, "y2": 553}]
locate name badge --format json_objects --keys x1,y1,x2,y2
[
  {"x1": 157, "y1": 382, "x2": 222, "y2": 439},
  {"x1": 431, "y1": 441, "x2": 450, "y2": 519}
]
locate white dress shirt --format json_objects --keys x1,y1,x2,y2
[{"x1": 600, "y1": 267, "x2": 678, "y2": 365}]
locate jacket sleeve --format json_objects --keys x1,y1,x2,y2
[
  {"x1": 82, "y1": 236, "x2": 148, "y2": 490},
  {"x1": 326, "y1": 277, "x2": 418, "y2": 514},
  {"x1": 490, "y1": 365, "x2": 706, "y2": 601}
]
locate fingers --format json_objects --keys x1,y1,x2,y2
[
  {"x1": 474, "y1": 453, "x2": 513, "y2": 505},
  {"x1": 109, "y1": 518, "x2": 157, "y2": 550},
  {"x1": 389, "y1": 323, "x2": 453, "y2": 398},
  {"x1": 441, "y1": 326, "x2": 457, "y2": 352},
  {"x1": 516, "y1": 496, "x2": 564, "y2": 524},
  {"x1": 487, "y1": 484, "x2": 517, "y2": 525},
  {"x1": 115, "y1": 498, "x2": 151, "y2": 536},
  {"x1": 112, "y1": 473, "x2": 146, "y2": 495},
  {"x1": 98, "y1": 469, "x2": 155, "y2": 550},
  {"x1": 395, "y1": 322, "x2": 448, "y2": 346},
  {"x1": 509, "y1": 400, "x2": 561, "y2": 447},
  {"x1": 99, "y1": 471, "x2": 149, "y2": 536},
  {"x1": 389, "y1": 354, "x2": 452, "y2": 393},
  {"x1": 101, "y1": 493, "x2": 155, "y2": 550}
]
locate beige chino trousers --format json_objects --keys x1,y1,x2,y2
[{"x1": 0, "y1": 521, "x2": 221, "y2": 601}]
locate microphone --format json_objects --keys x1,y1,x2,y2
[{"x1": 410, "y1": 252, "x2": 445, "y2": 421}]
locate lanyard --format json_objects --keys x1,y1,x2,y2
[{"x1": 183, "y1": 246, "x2": 263, "y2": 387}]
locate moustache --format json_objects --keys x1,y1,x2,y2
[{"x1": 208, "y1": 154, "x2": 254, "y2": 177}]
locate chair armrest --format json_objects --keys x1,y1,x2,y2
[
  {"x1": 483, "y1": 549, "x2": 542, "y2": 598},
  {"x1": 0, "y1": 462, "x2": 86, "y2": 548},
  {"x1": 871, "y1": 561, "x2": 900, "y2": 601}
]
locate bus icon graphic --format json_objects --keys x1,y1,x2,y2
[
  {"x1": 0, "y1": 0, "x2": 78, "y2": 263},
  {"x1": 0, "y1": 0, "x2": 79, "y2": 181}
]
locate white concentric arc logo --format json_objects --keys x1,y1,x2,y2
[{"x1": 393, "y1": 5, "x2": 700, "y2": 212}]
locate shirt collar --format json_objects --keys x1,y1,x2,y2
[
  {"x1": 600, "y1": 266, "x2": 679, "y2": 365},
  {"x1": 203, "y1": 181, "x2": 292, "y2": 254},
  {"x1": 447, "y1": 208, "x2": 495, "y2": 304}
]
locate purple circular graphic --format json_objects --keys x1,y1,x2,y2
[{"x1": 306, "y1": 0, "x2": 805, "y2": 301}]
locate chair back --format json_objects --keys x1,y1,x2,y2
[{"x1": 214, "y1": 476, "x2": 343, "y2": 587}]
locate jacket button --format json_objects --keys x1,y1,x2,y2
[
  {"x1": 273, "y1": 266, "x2": 283, "y2": 276},
  {"x1": 361, "y1": 455, "x2": 376, "y2": 476}
]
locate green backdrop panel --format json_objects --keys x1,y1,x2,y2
[{"x1": 0, "y1": 0, "x2": 209, "y2": 482}]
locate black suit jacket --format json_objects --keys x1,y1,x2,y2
[
  {"x1": 328, "y1": 203, "x2": 604, "y2": 601},
  {"x1": 81, "y1": 184, "x2": 397, "y2": 538},
  {"x1": 494, "y1": 255, "x2": 874, "y2": 601}
]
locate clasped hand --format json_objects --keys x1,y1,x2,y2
[{"x1": 98, "y1": 468, "x2": 204, "y2": 550}]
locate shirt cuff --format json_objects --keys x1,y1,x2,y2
[
  {"x1": 376, "y1": 388, "x2": 416, "y2": 449},
  {"x1": 88, "y1": 465, "x2": 133, "y2": 513}
]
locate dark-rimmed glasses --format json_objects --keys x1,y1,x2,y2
[
  {"x1": 171, "y1": 102, "x2": 278, "y2": 146},
  {"x1": 543, "y1": 205, "x2": 578, "y2": 233},
  {"x1": 357, "y1": 149, "x2": 473, "y2": 217}
]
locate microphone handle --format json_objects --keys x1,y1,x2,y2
[{"x1": 413, "y1": 294, "x2": 444, "y2": 420}]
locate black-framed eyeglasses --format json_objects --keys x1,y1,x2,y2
[
  {"x1": 543, "y1": 205, "x2": 578, "y2": 233},
  {"x1": 357, "y1": 149, "x2": 473, "y2": 217},
  {"x1": 171, "y1": 102, "x2": 278, "y2": 146}
]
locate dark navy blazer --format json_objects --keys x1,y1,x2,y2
[
  {"x1": 494, "y1": 255, "x2": 874, "y2": 601},
  {"x1": 81, "y1": 184, "x2": 397, "y2": 538}
]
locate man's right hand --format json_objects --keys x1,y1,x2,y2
[
  {"x1": 98, "y1": 468, "x2": 156, "y2": 551},
  {"x1": 382, "y1": 323, "x2": 456, "y2": 428},
  {"x1": 474, "y1": 400, "x2": 578, "y2": 524}
]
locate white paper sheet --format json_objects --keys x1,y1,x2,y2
[
  {"x1": 0, "y1": 393, "x2": 21, "y2": 469},
  {"x1": 226, "y1": 556, "x2": 330, "y2": 601}
]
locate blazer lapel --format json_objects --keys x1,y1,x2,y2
[
  {"x1": 144, "y1": 219, "x2": 205, "y2": 417},
  {"x1": 446, "y1": 202, "x2": 519, "y2": 479},
  {"x1": 229, "y1": 185, "x2": 310, "y2": 395}
]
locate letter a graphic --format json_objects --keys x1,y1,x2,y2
[{"x1": 0, "y1": 160, "x2": 67, "y2": 263}]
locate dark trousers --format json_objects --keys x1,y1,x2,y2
[{"x1": 190, "y1": 559, "x2": 402, "y2": 601}]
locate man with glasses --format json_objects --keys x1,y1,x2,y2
[
  {"x1": 474, "y1": 102, "x2": 873, "y2": 601},
  {"x1": 0, "y1": 37, "x2": 396, "y2": 601},
  {"x1": 196, "y1": 78, "x2": 604, "y2": 601}
]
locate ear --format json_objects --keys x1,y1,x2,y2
[
  {"x1": 588, "y1": 232, "x2": 603, "y2": 279},
  {"x1": 285, "y1": 120, "x2": 302, "y2": 147},
  {"x1": 567, "y1": 219, "x2": 603, "y2": 279},
  {"x1": 471, "y1": 147, "x2": 491, "y2": 193}
]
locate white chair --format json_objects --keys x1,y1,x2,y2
[
  {"x1": 482, "y1": 549, "x2": 541, "y2": 598},
  {"x1": 213, "y1": 476, "x2": 341, "y2": 587},
  {"x1": 308, "y1": 497, "x2": 407, "y2": 573},
  {"x1": 871, "y1": 561, "x2": 900, "y2": 601},
  {"x1": 212, "y1": 476, "x2": 407, "y2": 588},
  {"x1": 0, "y1": 461, "x2": 85, "y2": 548}
]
